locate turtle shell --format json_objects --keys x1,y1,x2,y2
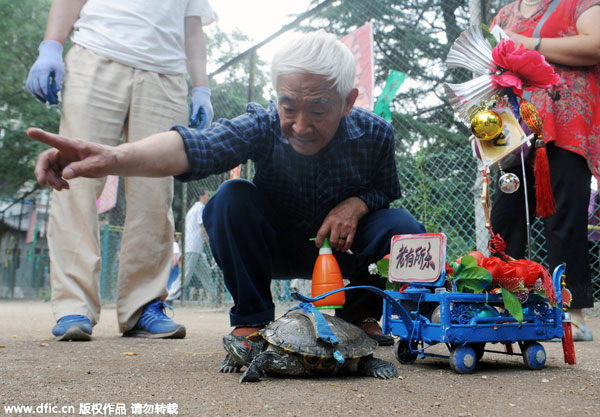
[{"x1": 258, "y1": 310, "x2": 376, "y2": 360}]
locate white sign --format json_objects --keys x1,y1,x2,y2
[{"x1": 389, "y1": 233, "x2": 446, "y2": 283}]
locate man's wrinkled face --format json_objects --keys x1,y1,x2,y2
[{"x1": 277, "y1": 73, "x2": 356, "y2": 155}]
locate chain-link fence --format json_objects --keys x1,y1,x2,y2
[{"x1": 1, "y1": 0, "x2": 599, "y2": 307}]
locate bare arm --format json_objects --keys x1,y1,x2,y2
[
  {"x1": 115, "y1": 132, "x2": 190, "y2": 177},
  {"x1": 184, "y1": 16, "x2": 209, "y2": 88},
  {"x1": 44, "y1": 0, "x2": 87, "y2": 44},
  {"x1": 507, "y1": 5, "x2": 600, "y2": 66},
  {"x1": 28, "y1": 128, "x2": 190, "y2": 191}
]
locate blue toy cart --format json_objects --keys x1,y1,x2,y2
[
  {"x1": 381, "y1": 263, "x2": 567, "y2": 373},
  {"x1": 291, "y1": 232, "x2": 572, "y2": 375}
]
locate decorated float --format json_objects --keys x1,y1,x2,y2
[{"x1": 375, "y1": 25, "x2": 575, "y2": 373}]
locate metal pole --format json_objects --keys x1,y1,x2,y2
[
  {"x1": 247, "y1": 50, "x2": 256, "y2": 103},
  {"x1": 100, "y1": 224, "x2": 110, "y2": 301},
  {"x1": 469, "y1": 0, "x2": 482, "y2": 26},
  {"x1": 9, "y1": 198, "x2": 26, "y2": 298},
  {"x1": 520, "y1": 145, "x2": 532, "y2": 259},
  {"x1": 246, "y1": 50, "x2": 257, "y2": 179},
  {"x1": 180, "y1": 182, "x2": 188, "y2": 306}
]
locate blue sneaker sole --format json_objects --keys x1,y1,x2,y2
[
  {"x1": 55, "y1": 326, "x2": 92, "y2": 342},
  {"x1": 122, "y1": 325, "x2": 186, "y2": 339}
]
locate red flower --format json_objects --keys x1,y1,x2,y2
[
  {"x1": 490, "y1": 38, "x2": 559, "y2": 96},
  {"x1": 445, "y1": 261, "x2": 454, "y2": 277}
]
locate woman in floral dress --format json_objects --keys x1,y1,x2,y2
[{"x1": 490, "y1": 0, "x2": 600, "y2": 340}]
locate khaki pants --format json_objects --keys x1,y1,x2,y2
[{"x1": 48, "y1": 44, "x2": 188, "y2": 332}]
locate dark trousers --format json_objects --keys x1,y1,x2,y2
[
  {"x1": 491, "y1": 144, "x2": 593, "y2": 309},
  {"x1": 203, "y1": 179, "x2": 426, "y2": 327}
]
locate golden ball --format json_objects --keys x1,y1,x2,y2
[{"x1": 470, "y1": 110, "x2": 503, "y2": 141}]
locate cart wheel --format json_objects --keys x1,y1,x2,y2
[
  {"x1": 449, "y1": 346, "x2": 476, "y2": 374},
  {"x1": 522, "y1": 342, "x2": 546, "y2": 370},
  {"x1": 394, "y1": 340, "x2": 417, "y2": 365},
  {"x1": 472, "y1": 343, "x2": 485, "y2": 362}
]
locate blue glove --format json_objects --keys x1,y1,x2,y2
[
  {"x1": 26, "y1": 40, "x2": 64, "y2": 105},
  {"x1": 189, "y1": 86, "x2": 214, "y2": 129}
]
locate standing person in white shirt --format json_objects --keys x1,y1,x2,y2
[
  {"x1": 166, "y1": 235, "x2": 182, "y2": 304},
  {"x1": 25, "y1": 0, "x2": 215, "y2": 341},
  {"x1": 169, "y1": 190, "x2": 215, "y2": 303}
]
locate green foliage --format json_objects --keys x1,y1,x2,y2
[
  {"x1": 0, "y1": 0, "x2": 59, "y2": 195},
  {"x1": 376, "y1": 257, "x2": 389, "y2": 278},
  {"x1": 385, "y1": 280, "x2": 400, "y2": 291},
  {"x1": 206, "y1": 29, "x2": 270, "y2": 120},
  {"x1": 372, "y1": 257, "x2": 400, "y2": 290},
  {"x1": 501, "y1": 287, "x2": 524, "y2": 323},
  {"x1": 451, "y1": 255, "x2": 493, "y2": 293}
]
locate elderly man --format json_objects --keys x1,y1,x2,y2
[{"x1": 28, "y1": 31, "x2": 424, "y2": 361}]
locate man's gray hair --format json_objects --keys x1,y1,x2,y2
[{"x1": 271, "y1": 30, "x2": 356, "y2": 100}]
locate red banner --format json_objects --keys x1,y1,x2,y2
[
  {"x1": 341, "y1": 23, "x2": 374, "y2": 111},
  {"x1": 229, "y1": 165, "x2": 242, "y2": 179},
  {"x1": 97, "y1": 175, "x2": 119, "y2": 214},
  {"x1": 26, "y1": 209, "x2": 37, "y2": 244}
]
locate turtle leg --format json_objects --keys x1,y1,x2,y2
[
  {"x1": 239, "y1": 355, "x2": 267, "y2": 383},
  {"x1": 357, "y1": 355, "x2": 398, "y2": 379},
  {"x1": 239, "y1": 350, "x2": 304, "y2": 383},
  {"x1": 219, "y1": 353, "x2": 242, "y2": 373}
]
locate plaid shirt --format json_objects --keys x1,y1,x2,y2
[{"x1": 173, "y1": 101, "x2": 401, "y2": 233}]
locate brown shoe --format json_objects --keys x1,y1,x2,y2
[{"x1": 355, "y1": 317, "x2": 394, "y2": 346}]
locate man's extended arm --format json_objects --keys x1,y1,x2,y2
[{"x1": 28, "y1": 128, "x2": 190, "y2": 191}]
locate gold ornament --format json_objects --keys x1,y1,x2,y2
[{"x1": 470, "y1": 110, "x2": 503, "y2": 141}]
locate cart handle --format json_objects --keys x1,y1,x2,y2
[{"x1": 291, "y1": 285, "x2": 414, "y2": 335}]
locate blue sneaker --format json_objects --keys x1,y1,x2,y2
[
  {"x1": 122, "y1": 300, "x2": 186, "y2": 339},
  {"x1": 52, "y1": 315, "x2": 92, "y2": 341}
]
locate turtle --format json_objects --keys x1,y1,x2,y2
[{"x1": 222, "y1": 309, "x2": 398, "y2": 383}]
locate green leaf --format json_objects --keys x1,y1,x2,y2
[
  {"x1": 453, "y1": 262, "x2": 493, "y2": 293},
  {"x1": 385, "y1": 280, "x2": 400, "y2": 291},
  {"x1": 481, "y1": 24, "x2": 498, "y2": 48},
  {"x1": 533, "y1": 290, "x2": 546, "y2": 299},
  {"x1": 376, "y1": 258, "x2": 389, "y2": 278},
  {"x1": 456, "y1": 279, "x2": 487, "y2": 293},
  {"x1": 452, "y1": 255, "x2": 476, "y2": 281},
  {"x1": 460, "y1": 255, "x2": 478, "y2": 269},
  {"x1": 456, "y1": 266, "x2": 492, "y2": 283},
  {"x1": 501, "y1": 288, "x2": 524, "y2": 323}
]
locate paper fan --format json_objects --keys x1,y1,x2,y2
[
  {"x1": 446, "y1": 25, "x2": 496, "y2": 75},
  {"x1": 444, "y1": 26, "x2": 502, "y2": 121}
]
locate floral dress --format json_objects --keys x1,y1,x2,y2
[{"x1": 492, "y1": 0, "x2": 600, "y2": 181}]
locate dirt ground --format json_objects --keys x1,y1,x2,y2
[{"x1": 0, "y1": 300, "x2": 599, "y2": 417}]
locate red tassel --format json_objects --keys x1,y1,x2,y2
[
  {"x1": 534, "y1": 138, "x2": 556, "y2": 217},
  {"x1": 562, "y1": 319, "x2": 576, "y2": 365},
  {"x1": 540, "y1": 265, "x2": 556, "y2": 305}
]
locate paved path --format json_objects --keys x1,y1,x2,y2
[{"x1": 1, "y1": 301, "x2": 599, "y2": 417}]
